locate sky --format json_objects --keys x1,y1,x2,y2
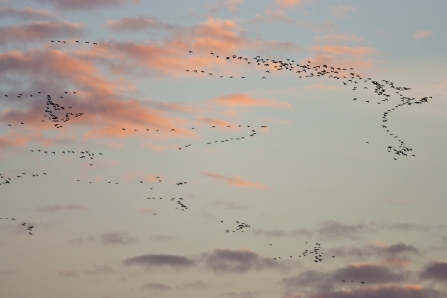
[{"x1": 0, "y1": 0, "x2": 447, "y2": 297}]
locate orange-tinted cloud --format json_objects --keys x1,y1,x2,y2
[
  {"x1": 275, "y1": 0, "x2": 302, "y2": 9},
  {"x1": 413, "y1": 30, "x2": 432, "y2": 39},
  {"x1": 0, "y1": 21, "x2": 84, "y2": 44},
  {"x1": 381, "y1": 257, "x2": 411, "y2": 267},
  {"x1": 203, "y1": 171, "x2": 267, "y2": 189},
  {"x1": 310, "y1": 45, "x2": 376, "y2": 71},
  {"x1": 213, "y1": 93, "x2": 291, "y2": 108}
]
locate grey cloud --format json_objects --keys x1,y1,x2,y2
[
  {"x1": 99, "y1": 232, "x2": 137, "y2": 245},
  {"x1": 83, "y1": 264, "x2": 115, "y2": 275},
  {"x1": 211, "y1": 199, "x2": 249, "y2": 210},
  {"x1": 315, "y1": 220, "x2": 374, "y2": 240},
  {"x1": 420, "y1": 261, "x2": 447, "y2": 282},
  {"x1": 67, "y1": 232, "x2": 137, "y2": 245},
  {"x1": 123, "y1": 254, "x2": 195, "y2": 269},
  {"x1": 35, "y1": 204, "x2": 88, "y2": 212},
  {"x1": 217, "y1": 291, "x2": 259, "y2": 298},
  {"x1": 203, "y1": 249, "x2": 284, "y2": 274},
  {"x1": 307, "y1": 285, "x2": 443, "y2": 298},
  {"x1": 176, "y1": 279, "x2": 209, "y2": 290},
  {"x1": 140, "y1": 282, "x2": 171, "y2": 292},
  {"x1": 328, "y1": 242, "x2": 420, "y2": 260},
  {"x1": 331, "y1": 264, "x2": 405, "y2": 284}
]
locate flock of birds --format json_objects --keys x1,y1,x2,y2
[
  {"x1": 1, "y1": 47, "x2": 432, "y2": 288},
  {"x1": 185, "y1": 51, "x2": 431, "y2": 160},
  {"x1": 0, "y1": 218, "x2": 35, "y2": 235}
]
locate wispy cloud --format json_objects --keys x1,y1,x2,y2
[
  {"x1": 0, "y1": 6, "x2": 55, "y2": 20},
  {"x1": 37, "y1": 0, "x2": 141, "y2": 11},
  {"x1": 205, "y1": 0, "x2": 244, "y2": 12},
  {"x1": 123, "y1": 254, "x2": 196, "y2": 269},
  {"x1": 275, "y1": 0, "x2": 302, "y2": 9},
  {"x1": 413, "y1": 29, "x2": 432, "y2": 39},
  {"x1": 330, "y1": 5, "x2": 356, "y2": 18},
  {"x1": 0, "y1": 21, "x2": 84, "y2": 44},
  {"x1": 203, "y1": 172, "x2": 268, "y2": 189},
  {"x1": 35, "y1": 204, "x2": 88, "y2": 212},
  {"x1": 103, "y1": 16, "x2": 177, "y2": 31}
]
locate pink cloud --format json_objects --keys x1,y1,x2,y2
[
  {"x1": 0, "y1": 21, "x2": 84, "y2": 44},
  {"x1": 413, "y1": 30, "x2": 432, "y2": 39},
  {"x1": 0, "y1": 6, "x2": 55, "y2": 20},
  {"x1": 37, "y1": 0, "x2": 141, "y2": 11},
  {"x1": 309, "y1": 45, "x2": 376, "y2": 70},
  {"x1": 275, "y1": 0, "x2": 302, "y2": 9},
  {"x1": 103, "y1": 16, "x2": 176, "y2": 31},
  {"x1": 203, "y1": 171, "x2": 267, "y2": 189},
  {"x1": 213, "y1": 93, "x2": 291, "y2": 108}
]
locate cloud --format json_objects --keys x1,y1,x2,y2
[
  {"x1": 310, "y1": 45, "x2": 376, "y2": 70},
  {"x1": 282, "y1": 263, "x2": 409, "y2": 295},
  {"x1": 211, "y1": 199, "x2": 249, "y2": 210},
  {"x1": 83, "y1": 264, "x2": 115, "y2": 275},
  {"x1": 275, "y1": 0, "x2": 302, "y2": 9},
  {"x1": 420, "y1": 261, "x2": 447, "y2": 282},
  {"x1": 203, "y1": 248, "x2": 282, "y2": 274},
  {"x1": 123, "y1": 254, "x2": 196, "y2": 269},
  {"x1": 330, "y1": 5, "x2": 356, "y2": 18},
  {"x1": 58, "y1": 270, "x2": 80, "y2": 278},
  {"x1": 0, "y1": 6, "x2": 55, "y2": 20},
  {"x1": 67, "y1": 232, "x2": 138, "y2": 245},
  {"x1": 203, "y1": 172, "x2": 268, "y2": 189},
  {"x1": 305, "y1": 84, "x2": 342, "y2": 91},
  {"x1": 35, "y1": 204, "x2": 88, "y2": 212},
  {"x1": 104, "y1": 16, "x2": 176, "y2": 31},
  {"x1": 140, "y1": 282, "x2": 171, "y2": 292},
  {"x1": 122, "y1": 249, "x2": 289, "y2": 275},
  {"x1": 213, "y1": 93, "x2": 291, "y2": 109},
  {"x1": 307, "y1": 284, "x2": 442, "y2": 298},
  {"x1": 315, "y1": 220, "x2": 374, "y2": 240},
  {"x1": 254, "y1": 10, "x2": 335, "y2": 33},
  {"x1": 176, "y1": 280, "x2": 209, "y2": 290},
  {"x1": 413, "y1": 30, "x2": 432, "y2": 39},
  {"x1": 205, "y1": 0, "x2": 244, "y2": 12},
  {"x1": 148, "y1": 234, "x2": 176, "y2": 241},
  {"x1": 37, "y1": 0, "x2": 141, "y2": 11},
  {"x1": 331, "y1": 263, "x2": 405, "y2": 284},
  {"x1": 0, "y1": 269, "x2": 17, "y2": 275},
  {"x1": 314, "y1": 33, "x2": 364, "y2": 43},
  {"x1": 217, "y1": 291, "x2": 259, "y2": 298},
  {"x1": 99, "y1": 232, "x2": 138, "y2": 245},
  {"x1": 250, "y1": 221, "x2": 373, "y2": 240},
  {"x1": 328, "y1": 242, "x2": 420, "y2": 261},
  {"x1": 0, "y1": 21, "x2": 84, "y2": 44}
]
